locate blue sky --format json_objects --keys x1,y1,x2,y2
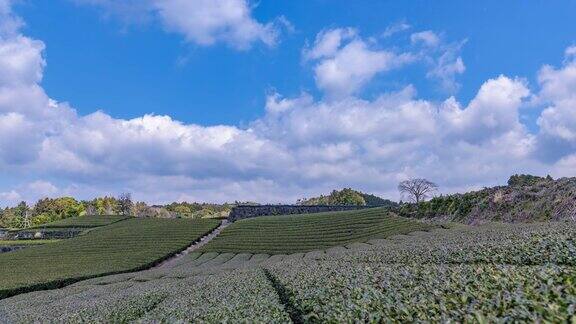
[
  {"x1": 1, "y1": 0, "x2": 576, "y2": 205},
  {"x1": 16, "y1": 1, "x2": 576, "y2": 125}
]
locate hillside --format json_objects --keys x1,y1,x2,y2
[
  {"x1": 1, "y1": 221, "x2": 574, "y2": 322},
  {"x1": 398, "y1": 174, "x2": 576, "y2": 223},
  {"x1": 29, "y1": 215, "x2": 130, "y2": 229},
  {"x1": 199, "y1": 208, "x2": 431, "y2": 254},
  {"x1": 0, "y1": 218, "x2": 219, "y2": 299}
]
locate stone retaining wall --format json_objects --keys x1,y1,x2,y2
[{"x1": 228, "y1": 205, "x2": 373, "y2": 222}]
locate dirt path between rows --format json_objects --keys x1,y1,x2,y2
[{"x1": 152, "y1": 220, "x2": 229, "y2": 269}]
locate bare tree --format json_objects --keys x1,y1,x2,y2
[
  {"x1": 398, "y1": 178, "x2": 438, "y2": 203},
  {"x1": 118, "y1": 193, "x2": 133, "y2": 216}
]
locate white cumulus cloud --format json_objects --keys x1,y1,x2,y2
[
  {"x1": 534, "y1": 51, "x2": 576, "y2": 161},
  {"x1": 440, "y1": 75, "x2": 531, "y2": 143},
  {"x1": 410, "y1": 30, "x2": 467, "y2": 92},
  {"x1": 305, "y1": 28, "x2": 415, "y2": 98},
  {"x1": 73, "y1": 0, "x2": 286, "y2": 49}
]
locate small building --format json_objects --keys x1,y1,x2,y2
[{"x1": 0, "y1": 228, "x2": 7, "y2": 239}]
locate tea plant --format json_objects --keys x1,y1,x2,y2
[
  {"x1": 0, "y1": 269, "x2": 290, "y2": 323},
  {"x1": 265, "y1": 221, "x2": 576, "y2": 322},
  {"x1": 29, "y1": 215, "x2": 130, "y2": 229},
  {"x1": 270, "y1": 262, "x2": 575, "y2": 322},
  {"x1": 200, "y1": 207, "x2": 433, "y2": 254},
  {"x1": 0, "y1": 218, "x2": 220, "y2": 299},
  {"x1": 0, "y1": 220, "x2": 574, "y2": 322}
]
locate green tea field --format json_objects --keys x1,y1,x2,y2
[
  {"x1": 200, "y1": 207, "x2": 433, "y2": 254},
  {"x1": 0, "y1": 218, "x2": 220, "y2": 299},
  {"x1": 30, "y1": 215, "x2": 130, "y2": 229},
  {"x1": 1, "y1": 217, "x2": 574, "y2": 322}
]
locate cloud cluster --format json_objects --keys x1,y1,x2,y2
[
  {"x1": 535, "y1": 48, "x2": 576, "y2": 162},
  {"x1": 409, "y1": 30, "x2": 467, "y2": 92},
  {"x1": 302, "y1": 28, "x2": 467, "y2": 98},
  {"x1": 0, "y1": 0, "x2": 22, "y2": 35},
  {"x1": 74, "y1": 0, "x2": 285, "y2": 49},
  {"x1": 303, "y1": 28, "x2": 415, "y2": 98},
  {"x1": 257, "y1": 75, "x2": 538, "y2": 194},
  {"x1": 1, "y1": 3, "x2": 575, "y2": 207}
]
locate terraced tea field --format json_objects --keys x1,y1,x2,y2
[
  {"x1": 0, "y1": 240, "x2": 60, "y2": 246},
  {"x1": 200, "y1": 207, "x2": 433, "y2": 254},
  {"x1": 0, "y1": 240, "x2": 61, "y2": 254},
  {"x1": 266, "y1": 222, "x2": 576, "y2": 322},
  {"x1": 7, "y1": 216, "x2": 130, "y2": 241},
  {"x1": 30, "y1": 215, "x2": 130, "y2": 229},
  {"x1": 1, "y1": 221, "x2": 574, "y2": 322},
  {"x1": 0, "y1": 218, "x2": 220, "y2": 299}
]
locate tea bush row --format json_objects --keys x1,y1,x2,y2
[
  {"x1": 200, "y1": 207, "x2": 433, "y2": 254},
  {"x1": 270, "y1": 262, "x2": 575, "y2": 322},
  {"x1": 328, "y1": 222, "x2": 576, "y2": 266},
  {"x1": 264, "y1": 221, "x2": 576, "y2": 322},
  {"x1": 1, "y1": 220, "x2": 574, "y2": 322},
  {"x1": 0, "y1": 269, "x2": 290, "y2": 323},
  {"x1": 29, "y1": 215, "x2": 130, "y2": 229},
  {"x1": 0, "y1": 218, "x2": 220, "y2": 299}
]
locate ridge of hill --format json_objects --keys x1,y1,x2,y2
[
  {"x1": 398, "y1": 174, "x2": 576, "y2": 223},
  {"x1": 298, "y1": 188, "x2": 397, "y2": 207}
]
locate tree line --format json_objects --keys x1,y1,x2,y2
[
  {"x1": 0, "y1": 194, "x2": 233, "y2": 229},
  {"x1": 297, "y1": 188, "x2": 398, "y2": 207}
]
